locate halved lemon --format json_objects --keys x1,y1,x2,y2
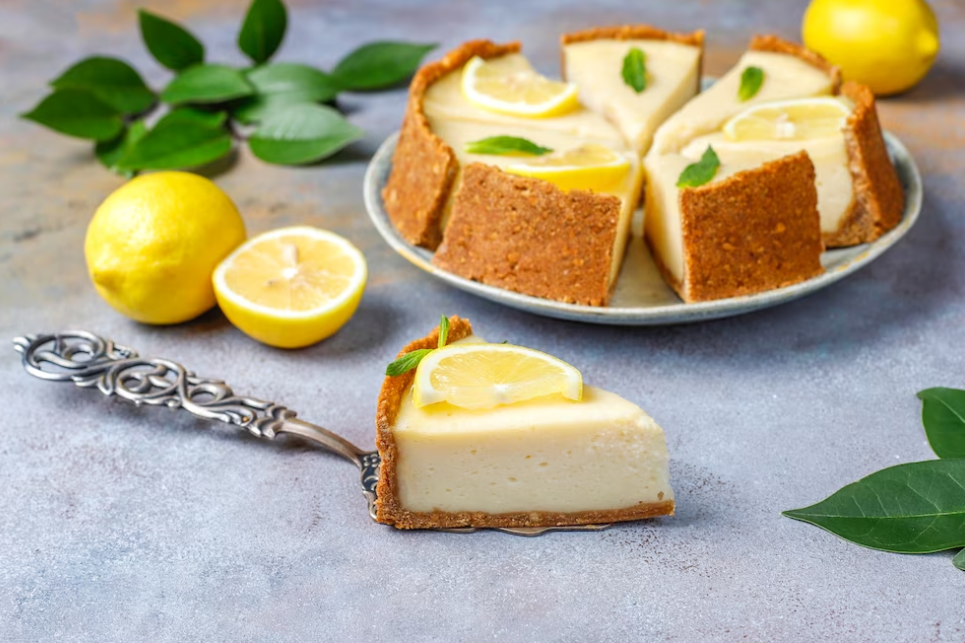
[
  {"x1": 461, "y1": 55, "x2": 580, "y2": 118},
  {"x1": 412, "y1": 343, "x2": 583, "y2": 410},
  {"x1": 213, "y1": 226, "x2": 367, "y2": 349},
  {"x1": 505, "y1": 144, "x2": 630, "y2": 192},
  {"x1": 723, "y1": 97, "x2": 852, "y2": 142}
]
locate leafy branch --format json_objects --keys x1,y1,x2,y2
[{"x1": 21, "y1": 0, "x2": 435, "y2": 176}]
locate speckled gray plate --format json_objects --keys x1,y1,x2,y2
[{"x1": 363, "y1": 131, "x2": 922, "y2": 325}]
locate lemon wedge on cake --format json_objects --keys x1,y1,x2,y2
[
  {"x1": 722, "y1": 97, "x2": 851, "y2": 142},
  {"x1": 505, "y1": 144, "x2": 630, "y2": 192},
  {"x1": 461, "y1": 55, "x2": 580, "y2": 118},
  {"x1": 213, "y1": 226, "x2": 366, "y2": 349},
  {"x1": 411, "y1": 342, "x2": 583, "y2": 409}
]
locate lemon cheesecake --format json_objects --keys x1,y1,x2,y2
[
  {"x1": 562, "y1": 26, "x2": 704, "y2": 154},
  {"x1": 643, "y1": 36, "x2": 903, "y2": 302},
  {"x1": 375, "y1": 317, "x2": 674, "y2": 529}
]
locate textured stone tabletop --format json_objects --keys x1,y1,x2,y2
[{"x1": 2, "y1": 1, "x2": 964, "y2": 641}]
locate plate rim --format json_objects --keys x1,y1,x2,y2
[{"x1": 363, "y1": 130, "x2": 923, "y2": 325}]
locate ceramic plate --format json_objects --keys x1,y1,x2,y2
[{"x1": 363, "y1": 131, "x2": 922, "y2": 325}]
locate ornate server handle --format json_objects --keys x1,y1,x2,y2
[{"x1": 12, "y1": 331, "x2": 371, "y2": 470}]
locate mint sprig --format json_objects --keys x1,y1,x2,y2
[
  {"x1": 385, "y1": 315, "x2": 451, "y2": 376},
  {"x1": 21, "y1": 0, "x2": 435, "y2": 175},
  {"x1": 784, "y1": 385, "x2": 965, "y2": 572},
  {"x1": 738, "y1": 66, "x2": 764, "y2": 102},
  {"x1": 676, "y1": 145, "x2": 720, "y2": 188},
  {"x1": 621, "y1": 47, "x2": 647, "y2": 93},
  {"x1": 465, "y1": 136, "x2": 552, "y2": 156}
]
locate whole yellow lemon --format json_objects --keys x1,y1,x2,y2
[
  {"x1": 85, "y1": 172, "x2": 247, "y2": 325},
  {"x1": 803, "y1": 0, "x2": 940, "y2": 95}
]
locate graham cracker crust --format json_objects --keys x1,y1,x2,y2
[
  {"x1": 432, "y1": 163, "x2": 622, "y2": 306},
  {"x1": 678, "y1": 151, "x2": 825, "y2": 302},
  {"x1": 561, "y1": 24, "x2": 704, "y2": 47},
  {"x1": 381, "y1": 40, "x2": 520, "y2": 250},
  {"x1": 374, "y1": 317, "x2": 675, "y2": 529}
]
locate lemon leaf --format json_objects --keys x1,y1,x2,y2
[
  {"x1": 161, "y1": 64, "x2": 255, "y2": 105},
  {"x1": 21, "y1": 89, "x2": 124, "y2": 141},
  {"x1": 332, "y1": 41, "x2": 436, "y2": 91},
  {"x1": 138, "y1": 9, "x2": 205, "y2": 72},
  {"x1": 386, "y1": 348, "x2": 434, "y2": 377},
  {"x1": 233, "y1": 63, "x2": 339, "y2": 124},
  {"x1": 95, "y1": 120, "x2": 147, "y2": 177},
  {"x1": 237, "y1": 0, "x2": 287, "y2": 65},
  {"x1": 464, "y1": 136, "x2": 552, "y2": 156},
  {"x1": 438, "y1": 315, "x2": 450, "y2": 349},
  {"x1": 621, "y1": 47, "x2": 647, "y2": 93},
  {"x1": 738, "y1": 66, "x2": 764, "y2": 102},
  {"x1": 955, "y1": 549, "x2": 965, "y2": 571},
  {"x1": 677, "y1": 145, "x2": 719, "y2": 188},
  {"x1": 50, "y1": 56, "x2": 155, "y2": 115}
]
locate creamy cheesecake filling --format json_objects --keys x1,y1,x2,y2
[
  {"x1": 393, "y1": 384, "x2": 672, "y2": 514},
  {"x1": 563, "y1": 39, "x2": 702, "y2": 154},
  {"x1": 427, "y1": 117, "x2": 643, "y2": 289},
  {"x1": 423, "y1": 54, "x2": 627, "y2": 144},
  {"x1": 651, "y1": 50, "x2": 836, "y2": 155}
]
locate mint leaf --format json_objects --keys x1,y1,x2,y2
[
  {"x1": 438, "y1": 315, "x2": 450, "y2": 349},
  {"x1": 50, "y1": 56, "x2": 154, "y2": 114},
  {"x1": 783, "y1": 459, "x2": 965, "y2": 554},
  {"x1": 332, "y1": 41, "x2": 436, "y2": 91},
  {"x1": 249, "y1": 103, "x2": 362, "y2": 165},
  {"x1": 238, "y1": 0, "x2": 287, "y2": 65},
  {"x1": 677, "y1": 145, "x2": 719, "y2": 188},
  {"x1": 738, "y1": 66, "x2": 764, "y2": 102},
  {"x1": 95, "y1": 120, "x2": 147, "y2": 176},
  {"x1": 21, "y1": 89, "x2": 123, "y2": 141},
  {"x1": 917, "y1": 388, "x2": 965, "y2": 459},
  {"x1": 386, "y1": 348, "x2": 433, "y2": 377},
  {"x1": 954, "y1": 549, "x2": 965, "y2": 571},
  {"x1": 233, "y1": 63, "x2": 339, "y2": 124},
  {"x1": 156, "y1": 107, "x2": 228, "y2": 129},
  {"x1": 161, "y1": 64, "x2": 255, "y2": 105},
  {"x1": 464, "y1": 136, "x2": 552, "y2": 156},
  {"x1": 116, "y1": 118, "x2": 232, "y2": 171},
  {"x1": 138, "y1": 9, "x2": 205, "y2": 71},
  {"x1": 621, "y1": 47, "x2": 647, "y2": 93}
]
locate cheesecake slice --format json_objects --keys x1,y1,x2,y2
[
  {"x1": 375, "y1": 317, "x2": 674, "y2": 530},
  {"x1": 562, "y1": 26, "x2": 704, "y2": 154}
]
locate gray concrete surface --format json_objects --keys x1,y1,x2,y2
[{"x1": 2, "y1": 1, "x2": 964, "y2": 641}]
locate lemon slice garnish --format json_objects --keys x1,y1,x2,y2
[
  {"x1": 461, "y1": 55, "x2": 580, "y2": 118},
  {"x1": 213, "y1": 226, "x2": 367, "y2": 348},
  {"x1": 722, "y1": 97, "x2": 852, "y2": 142},
  {"x1": 412, "y1": 343, "x2": 583, "y2": 410},
  {"x1": 505, "y1": 144, "x2": 630, "y2": 192}
]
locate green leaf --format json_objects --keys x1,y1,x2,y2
[
  {"x1": 464, "y1": 136, "x2": 552, "y2": 156},
  {"x1": 238, "y1": 0, "x2": 287, "y2": 64},
  {"x1": 233, "y1": 63, "x2": 339, "y2": 124},
  {"x1": 249, "y1": 103, "x2": 363, "y2": 165},
  {"x1": 138, "y1": 9, "x2": 205, "y2": 71},
  {"x1": 386, "y1": 348, "x2": 433, "y2": 377},
  {"x1": 21, "y1": 89, "x2": 123, "y2": 141},
  {"x1": 954, "y1": 549, "x2": 965, "y2": 571},
  {"x1": 621, "y1": 47, "x2": 647, "y2": 93},
  {"x1": 116, "y1": 118, "x2": 232, "y2": 171},
  {"x1": 917, "y1": 388, "x2": 965, "y2": 459},
  {"x1": 438, "y1": 315, "x2": 450, "y2": 349},
  {"x1": 738, "y1": 66, "x2": 765, "y2": 102},
  {"x1": 677, "y1": 145, "x2": 720, "y2": 188},
  {"x1": 156, "y1": 107, "x2": 228, "y2": 129},
  {"x1": 50, "y1": 56, "x2": 154, "y2": 114},
  {"x1": 95, "y1": 120, "x2": 148, "y2": 176},
  {"x1": 161, "y1": 64, "x2": 255, "y2": 105},
  {"x1": 331, "y1": 41, "x2": 436, "y2": 91},
  {"x1": 782, "y1": 459, "x2": 965, "y2": 554}
]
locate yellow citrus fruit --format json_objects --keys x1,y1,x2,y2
[
  {"x1": 85, "y1": 172, "x2": 246, "y2": 325},
  {"x1": 723, "y1": 97, "x2": 852, "y2": 142},
  {"x1": 802, "y1": 0, "x2": 940, "y2": 96},
  {"x1": 505, "y1": 144, "x2": 630, "y2": 192},
  {"x1": 412, "y1": 342, "x2": 583, "y2": 410},
  {"x1": 212, "y1": 226, "x2": 367, "y2": 349},
  {"x1": 461, "y1": 55, "x2": 580, "y2": 118}
]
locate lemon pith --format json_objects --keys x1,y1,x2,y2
[
  {"x1": 505, "y1": 144, "x2": 630, "y2": 192},
  {"x1": 722, "y1": 97, "x2": 852, "y2": 142},
  {"x1": 85, "y1": 171, "x2": 246, "y2": 325},
  {"x1": 213, "y1": 226, "x2": 367, "y2": 349},
  {"x1": 412, "y1": 343, "x2": 583, "y2": 410},
  {"x1": 461, "y1": 55, "x2": 580, "y2": 118}
]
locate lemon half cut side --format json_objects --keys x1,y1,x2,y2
[
  {"x1": 722, "y1": 97, "x2": 852, "y2": 142},
  {"x1": 461, "y1": 55, "x2": 580, "y2": 118}
]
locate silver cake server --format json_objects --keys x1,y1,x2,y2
[{"x1": 13, "y1": 331, "x2": 610, "y2": 536}]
